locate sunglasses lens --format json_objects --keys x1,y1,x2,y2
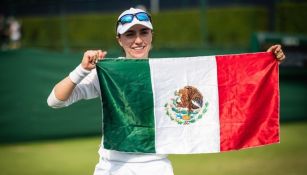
[
  {"x1": 136, "y1": 12, "x2": 150, "y2": 21},
  {"x1": 120, "y1": 14, "x2": 133, "y2": 24},
  {"x1": 118, "y1": 12, "x2": 150, "y2": 26}
]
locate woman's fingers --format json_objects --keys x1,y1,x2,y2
[
  {"x1": 100, "y1": 51, "x2": 107, "y2": 59},
  {"x1": 87, "y1": 50, "x2": 106, "y2": 64},
  {"x1": 82, "y1": 50, "x2": 107, "y2": 70},
  {"x1": 267, "y1": 44, "x2": 286, "y2": 62},
  {"x1": 277, "y1": 51, "x2": 286, "y2": 61},
  {"x1": 267, "y1": 44, "x2": 279, "y2": 52}
]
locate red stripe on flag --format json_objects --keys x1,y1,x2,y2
[{"x1": 216, "y1": 52, "x2": 280, "y2": 151}]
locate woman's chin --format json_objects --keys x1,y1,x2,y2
[{"x1": 130, "y1": 52, "x2": 148, "y2": 59}]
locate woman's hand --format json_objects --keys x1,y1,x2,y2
[
  {"x1": 81, "y1": 50, "x2": 107, "y2": 70},
  {"x1": 267, "y1": 44, "x2": 286, "y2": 63}
]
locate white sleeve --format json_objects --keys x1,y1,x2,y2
[{"x1": 47, "y1": 70, "x2": 100, "y2": 108}]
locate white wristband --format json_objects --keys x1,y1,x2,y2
[{"x1": 69, "y1": 64, "x2": 91, "y2": 84}]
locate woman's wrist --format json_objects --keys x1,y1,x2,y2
[{"x1": 69, "y1": 64, "x2": 91, "y2": 84}]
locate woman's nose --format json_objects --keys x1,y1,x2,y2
[{"x1": 134, "y1": 34, "x2": 143, "y2": 44}]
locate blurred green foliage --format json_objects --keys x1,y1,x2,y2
[
  {"x1": 276, "y1": 2, "x2": 307, "y2": 34},
  {"x1": 19, "y1": 3, "x2": 307, "y2": 51}
]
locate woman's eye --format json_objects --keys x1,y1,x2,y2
[
  {"x1": 141, "y1": 31, "x2": 149, "y2": 35},
  {"x1": 126, "y1": 33, "x2": 136, "y2": 38}
]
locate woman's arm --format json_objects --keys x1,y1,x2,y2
[{"x1": 47, "y1": 50, "x2": 106, "y2": 107}]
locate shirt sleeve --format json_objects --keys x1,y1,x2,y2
[{"x1": 47, "y1": 69, "x2": 100, "y2": 108}]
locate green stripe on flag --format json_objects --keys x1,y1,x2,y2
[{"x1": 96, "y1": 59, "x2": 155, "y2": 153}]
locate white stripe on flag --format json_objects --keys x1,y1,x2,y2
[{"x1": 149, "y1": 56, "x2": 220, "y2": 154}]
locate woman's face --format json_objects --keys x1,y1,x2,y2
[{"x1": 117, "y1": 24, "x2": 153, "y2": 59}]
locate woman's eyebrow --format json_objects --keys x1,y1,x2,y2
[
  {"x1": 125, "y1": 30, "x2": 136, "y2": 34},
  {"x1": 140, "y1": 28, "x2": 150, "y2": 32}
]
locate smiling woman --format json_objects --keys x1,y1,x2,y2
[
  {"x1": 116, "y1": 8, "x2": 153, "y2": 59},
  {"x1": 47, "y1": 7, "x2": 173, "y2": 175},
  {"x1": 46, "y1": 6, "x2": 285, "y2": 175},
  {"x1": 117, "y1": 25, "x2": 153, "y2": 58}
]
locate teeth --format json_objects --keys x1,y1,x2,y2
[{"x1": 133, "y1": 46, "x2": 144, "y2": 50}]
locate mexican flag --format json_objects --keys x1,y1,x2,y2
[{"x1": 96, "y1": 52, "x2": 279, "y2": 154}]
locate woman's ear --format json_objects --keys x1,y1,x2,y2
[{"x1": 116, "y1": 35, "x2": 123, "y2": 47}]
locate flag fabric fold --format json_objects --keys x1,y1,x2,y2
[{"x1": 96, "y1": 52, "x2": 279, "y2": 154}]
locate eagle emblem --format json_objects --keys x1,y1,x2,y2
[{"x1": 165, "y1": 86, "x2": 209, "y2": 125}]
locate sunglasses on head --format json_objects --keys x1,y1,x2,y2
[{"x1": 117, "y1": 12, "x2": 151, "y2": 25}]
